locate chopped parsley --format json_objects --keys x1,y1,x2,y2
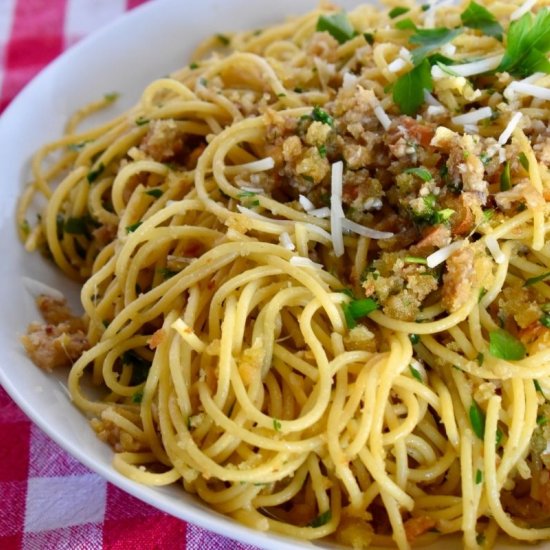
[
  {"x1": 519, "y1": 152, "x2": 530, "y2": 171},
  {"x1": 409, "y1": 365, "x2": 423, "y2": 383},
  {"x1": 318, "y1": 144, "x2": 327, "y2": 158},
  {"x1": 404, "y1": 166, "x2": 433, "y2": 181},
  {"x1": 273, "y1": 418, "x2": 282, "y2": 431},
  {"x1": 500, "y1": 161, "x2": 511, "y2": 191},
  {"x1": 64, "y1": 216, "x2": 90, "y2": 235},
  {"x1": 537, "y1": 415, "x2": 549, "y2": 426},
  {"x1": 309, "y1": 510, "x2": 332, "y2": 528},
  {"x1": 343, "y1": 298, "x2": 379, "y2": 329},
  {"x1": 469, "y1": 401, "x2": 486, "y2": 440},
  {"x1": 159, "y1": 267, "x2": 179, "y2": 279},
  {"x1": 393, "y1": 58, "x2": 433, "y2": 115},
  {"x1": 132, "y1": 391, "x2": 143, "y2": 404},
  {"x1": 475, "y1": 468, "x2": 483, "y2": 484},
  {"x1": 389, "y1": 6, "x2": 410, "y2": 19},
  {"x1": 189, "y1": 62, "x2": 199, "y2": 70},
  {"x1": 540, "y1": 313, "x2": 550, "y2": 328},
  {"x1": 126, "y1": 221, "x2": 143, "y2": 233},
  {"x1": 311, "y1": 105, "x2": 334, "y2": 126},
  {"x1": 489, "y1": 329, "x2": 526, "y2": 360},
  {"x1": 135, "y1": 116, "x2": 150, "y2": 126},
  {"x1": 525, "y1": 271, "x2": 550, "y2": 287},
  {"x1": 460, "y1": 1, "x2": 503, "y2": 40},
  {"x1": 409, "y1": 26, "x2": 462, "y2": 65},
  {"x1": 477, "y1": 352, "x2": 484, "y2": 366},
  {"x1": 409, "y1": 333, "x2": 420, "y2": 345},
  {"x1": 87, "y1": 163, "x2": 105, "y2": 184},
  {"x1": 145, "y1": 188, "x2": 163, "y2": 198},
  {"x1": 405, "y1": 256, "x2": 428, "y2": 265},
  {"x1": 316, "y1": 12, "x2": 355, "y2": 44},
  {"x1": 497, "y1": 8, "x2": 550, "y2": 77},
  {"x1": 216, "y1": 34, "x2": 230, "y2": 46},
  {"x1": 104, "y1": 92, "x2": 119, "y2": 102},
  {"x1": 363, "y1": 32, "x2": 374, "y2": 45}
]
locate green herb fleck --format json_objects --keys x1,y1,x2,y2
[
  {"x1": 64, "y1": 217, "x2": 89, "y2": 235},
  {"x1": 525, "y1": 271, "x2": 550, "y2": 287},
  {"x1": 404, "y1": 166, "x2": 433, "y2": 181},
  {"x1": 475, "y1": 468, "x2": 483, "y2": 484},
  {"x1": 363, "y1": 32, "x2": 374, "y2": 45},
  {"x1": 216, "y1": 34, "x2": 230, "y2": 45},
  {"x1": 159, "y1": 267, "x2": 179, "y2": 279},
  {"x1": 409, "y1": 365, "x2": 423, "y2": 383},
  {"x1": 538, "y1": 415, "x2": 549, "y2": 426},
  {"x1": 489, "y1": 328, "x2": 526, "y2": 360},
  {"x1": 87, "y1": 163, "x2": 105, "y2": 184},
  {"x1": 189, "y1": 62, "x2": 199, "y2": 69},
  {"x1": 477, "y1": 352, "x2": 484, "y2": 366},
  {"x1": 132, "y1": 391, "x2": 143, "y2": 404},
  {"x1": 409, "y1": 26, "x2": 462, "y2": 66},
  {"x1": 145, "y1": 188, "x2": 163, "y2": 198},
  {"x1": 389, "y1": 6, "x2": 410, "y2": 19},
  {"x1": 519, "y1": 152, "x2": 530, "y2": 171},
  {"x1": 478, "y1": 288, "x2": 488, "y2": 303},
  {"x1": 273, "y1": 418, "x2": 282, "y2": 431},
  {"x1": 396, "y1": 17, "x2": 417, "y2": 31},
  {"x1": 343, "y1": 298, "x2": 379, "y2": 329},
  {"x1": 135, "y1": 116, "x2": 150, "y2": 126},
  {"x1": 318, "y1": 144, "x2": 327, "y2": 158},
  {"x1": 316, "y1": 12, "x2": 355, "y2": 44},
  {"x1": 311, "y1": 105, "x2": 334, "y2": 126},
  {"x1": 20, "y1": 219, "x2": 30, "y2": 236},
  {"x1": 460, "y1": 1, "x2": 503, "y2": 40},
  {"x1": 405, "y1": 256, "x2": 428, "y2": 265},
  {"x1": 309, "y1": 510, "x2": 332, "y2": 528},
  {"x1": 469, "y1": 401, "x2": 486, "y2": 440},
  {"x1": 476, "y1": 532, "x2": 486, "y2": 546},
  {"x1": 104, "y1": 92, "x2": 119, "y2": 102},
  {"x1": 541, "y1": 313, "x2": 550, "y2": 328},
  {"x1": 126, "y1": 221, "x2": 143, "y2": 233},
  {"x1": 495, "y1": 427, "x2": 503, "y2": 447},
  {"x1": 393, "y1": 58, "x2": 433, "y2": 115},
  {"x1": 409, "y1": 333, "x2": 420, "y2": 345},
  {"x1": 500, "y1": 161, "x2": 511, "y2": 191}
]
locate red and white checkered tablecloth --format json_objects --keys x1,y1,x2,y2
[{"x1": 0, "y1": 2, "x2": 259, "y2": 548}]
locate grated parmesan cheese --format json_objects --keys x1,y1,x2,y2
[
  {"x1": 427, "y1": 105, "x2": 447, "y2": 117},
  {"x1": 342, "y1": 72, "x2": 359, "y2": 91},
  {"x1": 23, "y1": 277, "x2": 65, "y2": 302},
  {"x1": 434, "y1": 54, "x2": 502, "y2": 78},
  {"x1": 424, "y1": 90, "x2": 444, "y2": 107},
  {"x1": 374, "y1": 105, "x2": 392, "y2": 130},
  {"x1": 303, "y1": 223, "x2": 332, "y2": 242},
  {"x1": 504, "y1": 81, "x2": 550, "y2": 102},
  {"x1": 341, "y1": 218, "x2": 394, "y2": 240},
  {"x1": 279, "y1": 232, "x2": 295, "y2": 251},
  {"x1": 498, "y1": 112, "x2": 523, "y2": 145},
  {"x1": 485, "y1": 235, "x2": 506, "y2": 264},
  {"x1": 388, "y1": 58, "x2": 407, "y2": 73},
  {"x1": 452, "y1": 107, "x2": 493, "y2": 126},
  {"x1": 511, "y1": 0, "x2": 537, "y2": 21},
  {"x1": 236, "y1": 205, "x2": 291, "y2": 226},
  {"x1": 330, "y1": 161, "x2": 345, "y2": 257},
  {"x1": 299, "y1": 194, "x2": 315, "y2": 212},
  {"x1": 426, "y1": 240, "x2": 464, "y2": 268},
  {"x1": 232, "y1": 157, "x2": 275, "y2": 173},
  {"x1": 309, "y1": 207, "x2": 331, "y2": 218},
  {"x1": 289, "y1": 256, "x2": 323, "y2": 269}
]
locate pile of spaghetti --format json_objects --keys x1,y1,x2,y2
[{"x1": 18, "y1": 0, "x2": 550, "y2": 548}]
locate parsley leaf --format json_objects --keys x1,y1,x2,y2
[
  {"x1": 404, "y1": 167, "x2": 433, "y2": 181},
  {"x1": 145, "y1": 188, "x2": 163, "y2": 198},
  {"x1": 519, "y1": 152, "x2": 530, "y2": 171},
  {"x1": 489, "y1": 329, "x2": 526, "y2": 360},
  {"x1": 309, "y1": 510, "x2": 332, "y2": 528},
  {"x1": 410, "y1": 365, "x2": 423, "y2": 382},
  {"x1": 316, "y1": 12, "x2": 355, "y2": 44},
  {"x1": 500, "y1": 161, "x2": 511, "y2": 191},
  {"x1": 273, "y1": 418, "x2": 282, "y2": 431},
  {"x1": 525, "y1": 271, "x2": 550, "y2": 287},
  {"x1": 475, "y1": 468, "x2": 483, "y2": 484},
  {"x1": 126, "y1": 221, "x2": 143, "y2": 233},
  {"x1": 393, "y1": 58, "x2": 433, "y2": 115},
  {"x1": 409, "y1": 27, "x2": 462, "y2": 65},
  {"x1": 498, "y1": 8, "x2": 550, "y2": 77},
  {"x1": 311, "y1": 105, "x2": 334, "y2": 126},
  {"x1": 469, "y1": 401, "x2": 486, "y2": 440},
  {"x1": 87, "y1": 163, "x2": 105, "y2": 184},
  {"x1": 460, "y1": 1, "x2": 503, "y2": 40},
  {"x1": 389, "y1": 7, "x2": 410, "y2": 19},
  {"x1": 343, "y1": 298, "x2": 379, "y2": 329}
]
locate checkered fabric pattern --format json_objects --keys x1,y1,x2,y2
[{"x1": 0, "y1": 2, "x2": 259, "y2": 548}]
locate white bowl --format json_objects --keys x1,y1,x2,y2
[{"x1": 0, "y1": 1, "x2": 545, "y2": 548}]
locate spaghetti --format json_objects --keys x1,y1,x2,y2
[{"x1": 17, "y1": 0, "x2": 550, "y2": 548}]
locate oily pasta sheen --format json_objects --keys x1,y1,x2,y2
[{"x1": 18, "y1": 0, "x2": 550, "y2": 548}]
